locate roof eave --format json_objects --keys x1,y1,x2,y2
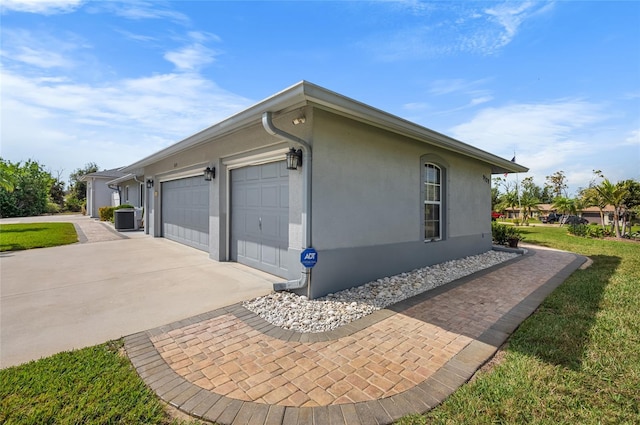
[{"x1": 122, "y1": 81, "x2": 528, "y2": 174}]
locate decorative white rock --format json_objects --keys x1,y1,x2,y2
[{"x1": 243, "y1": 250, "x2": 518, "y2": 333}]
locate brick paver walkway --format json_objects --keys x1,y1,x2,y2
[{"x1": 125, "y1": 247, "x2": 585, "y2": 425}]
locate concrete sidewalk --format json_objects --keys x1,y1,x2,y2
[
  {"x1": 1, "y1": 217, "x2": 278, "y2": 368},
  {"x1": 125, "y1": 247, "x2": 586, "y2": 425}
]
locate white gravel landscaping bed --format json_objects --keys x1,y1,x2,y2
[{"x1": 243, "y1": 250, "x2": 519, "y2": 333}]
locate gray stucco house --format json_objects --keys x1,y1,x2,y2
[
  {"x1": 81, "y1": 168, "x2": 126, "y2": 218},
  {"x1": 122, "y1": 81, "x2": 527, "y2": 298}
]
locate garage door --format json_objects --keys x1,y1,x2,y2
[
  {"x1": 161, "y1": 176, "x2": 209, "y2": 251},
  {"x1": 231, "y1": 161, "x2": 289, "y2": 278}
]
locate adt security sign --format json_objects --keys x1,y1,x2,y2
[{"x1": 300, "y1": 247, "x2": 318, "y2": 268}]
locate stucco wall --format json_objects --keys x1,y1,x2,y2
[
  {"x1": 311, "y1": 109, "x2": 492, "y2": 249},
  {"x1": 306, "y1": 109, "x2": 494, "y2": 298}
]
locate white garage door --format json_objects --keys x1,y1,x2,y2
[
  {"x1": 161, "y1": 176, "x2": 209, "y2": 251},
  {"x1": 231, "y1": 161, "x2": 289, "y2": 278}
]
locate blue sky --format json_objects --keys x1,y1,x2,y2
[{"x1": 1, "y1": 0, "x2": 638, "y2": 196}]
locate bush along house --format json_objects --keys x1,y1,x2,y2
[{"x1": 121, "y1": 81, "x2": 528, "y2": 299}]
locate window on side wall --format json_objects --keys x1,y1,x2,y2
[{"x1": 424, "y1": 162, "x2": 442, "y2": 241}]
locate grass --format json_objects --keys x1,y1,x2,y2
[
  {"x1": 0, "y1": 341, "x2": 197, "y2": 425},
  {"x1": 399, "y1": 226, "x2": 640, "y2": 424},
  {"x1": 1, "y1": 226, "x2": 637, "y2": 424},
  {"x1": 0, "y1": 222, "x2": 78, "y2": 251}
]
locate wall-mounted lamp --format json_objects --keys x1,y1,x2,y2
[
  {"x1": 286, "y1": 148, "x2": 303, "y2": 170},
  {"x1": 204, "y1": 166, "x2": 216, "y2": 181},
  {"x1": 146, "y1": 179, "x2": 154, "y2": 188}
]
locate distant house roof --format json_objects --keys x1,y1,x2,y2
[
  {"x1": 506, "y1": 204, "x2": 615, "y2": 213},
  {"x1": 79, "y1": 167, "x2": 127, "y2": 181}
]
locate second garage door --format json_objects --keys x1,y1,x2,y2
[
  {"x1": 231, "y1": 161, "x2": 289, "y2": 278},
  {"x1": 161, "y1": 176, "x2": 209, "y2": 251}
]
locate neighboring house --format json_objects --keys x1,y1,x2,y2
[
  {"x1": 105, "y1": 174, "x2": 146, "y2": 209},
  {"x1": 507, "y1": 204, "x2": 616, "y2": 225},
  {"x1": 581, "y1": 205, "x2": 616, "y2": 225},
  {"x1": 81, "y1": 168, "x2": 127, "y2": 218},
  {"x1": 121, "y1": 81, "x2": 527, "y2": 298}
]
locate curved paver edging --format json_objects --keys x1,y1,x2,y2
[{"x1": 124, "y1": 249, "x2": 587, "y2": 425}]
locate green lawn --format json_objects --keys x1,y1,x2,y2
[
  {"x1": 0, "y1": 222, "x2": 78, "y2": 251},
  {"x1": 1, "y1": 226, "x2": 637, "y2": 424},
  {"x1": 0, "y1": 341, "x2": 195, "y2": 425}
]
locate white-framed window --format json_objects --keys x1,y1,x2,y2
[
  {"x1": 124, "y1": 185, "x2": 129, "y2": 203},
  {"x1": 424, "y1": 162, "x2": 442, "y2": 241},
  {"x1": 139, "y1": 183, "x2": 144, "y2": 208}
]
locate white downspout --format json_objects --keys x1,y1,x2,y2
[{"x1": 262, "y1": 111, "x2": 312, "y2": 293}]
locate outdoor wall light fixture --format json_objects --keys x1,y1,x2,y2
[
  {"x1": 146, "y1": 179, "x2": 154, "y2": 188},
  {"x1": 204, "y1": 166, "x2": 216, "y2": 181},
  {"x1": 286, "y1": 148, "x2": 303, "y2": 170}
]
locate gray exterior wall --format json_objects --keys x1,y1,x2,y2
[
  {"x1": 306, "y1": 110, "x2": 493, "y2": 298},
  {"x1": 86, "y1": 177, "x2": 118, "y2": 218}
]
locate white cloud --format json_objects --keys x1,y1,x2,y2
[
  {"x1": 450, "y1": 100, "x2": 613, "y2": 192},
  {"x1": 0, "y1": 0, "x2": 83, "y2": 14},
  {"x1": 0, "y1": 66, "x2": 252, "y2": 183},
  {"x1": 0, "y1": 28, "x2": 90, "y2": 70},
  {"x1": 362, "y1": 1, "x2": 554, "y2": 60},
  {"x1": 93, "y1": 0, "x2": 190, "y2": 26},
  {"x1": 164, "y1": 44, "x2": 218, "y2": 71},
  {"x1": 622, "y1": 129, "x2": 640, "y2": 147}
]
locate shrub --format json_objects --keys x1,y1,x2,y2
[
  {"x1": 65, "y1": 195, "x2": 82, "y2": 212},
  {"x1": 492, "y1": 222, "x2": 524, "y2": 245},
  {"x1": 116, "y1": 204, "x2": 134, "y2": 210},
  {"x1": 46, "y1": 202, "x2": 61, "y2": 214},
  {"x1": 99, "y1": 206, "x2": 116, "y2": 222},
  {"x1": 568, "y1": 224, "x2": 605, "y2": 238}
]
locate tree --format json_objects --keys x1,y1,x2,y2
[
  {"x1": 546, "y1": 171, "x2": 568, "y2": 199},
  {"x1": 0, "y1": 159, "x2": 55, "y2": 218},
  {"x1": 66, "y1": 162, "x2": 98, "y2": 211},
  {"x1": 552, "y1": 197, "x2": 576, "y2": 224},
  {"x1": 594, "y1": 178, "x2": 627, "y2": 238},
  {"x1": 580, "y1": 186, "x2": 608, "y2": 230},
  {"x1": 519, "y1": 177, "x2": 541, "y2": 222},
  {"x1": 0, "y1": 158, "x2": 15, "y2": 192}
]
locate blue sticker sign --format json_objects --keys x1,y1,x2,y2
[{"x1": 300, "y1": 247, "x2": 318, "y2": 268}]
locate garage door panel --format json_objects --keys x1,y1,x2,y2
[
  {"x1": 231, "y1": 161, "x2": 288, "y2": 278},
  {"x1": 246, "y1": 187, "x2": 260, "y2": 207},
  {"x1": 162, "y1": 176, "x2": 209, "y2": 252}
]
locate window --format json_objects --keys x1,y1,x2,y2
[
  {"x1": 124, "y1": 185, "x2": 129, "y2": 203},
  {"x1": 424, "y1": 163, "x2": 442, "y2": 241}
]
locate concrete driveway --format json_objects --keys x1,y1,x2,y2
[{"x1": 0, "y1": 216, "x2": 278, "y2": 368}]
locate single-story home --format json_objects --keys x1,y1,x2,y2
[
  {"x1": 81, "y1": 168, "x2": 127, "y2": 218},
  {"x1": 121, "y1": 81, "x2": 527, "y2": 298},
  {"x1": 506, "y1": 204, "x2": 616, "y2": 225}
]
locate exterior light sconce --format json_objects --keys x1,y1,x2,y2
[
  {"x1": 146, "y1": 179, "x2": 154, "y2": 189},
  {"x1": 204, "y1": 166, "x2": 216, "y2": 181},
  {"x1": 286, "y1": 148, "x2": 303, "y2": 170}
]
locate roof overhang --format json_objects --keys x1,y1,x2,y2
[
  {"x1": 105, "y1": 173, "x2": 141, "y2": 186},
  {"x1": 122, "y1": 81, "x2": 528, "y2": 175}
]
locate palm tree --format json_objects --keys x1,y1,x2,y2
[
  {"x1": 519, "y1": 194, "x2": 540, "y2": 223},
  {"x1": 581, "y1": 186, "x2": 608, "y2": 230},
  {"x1": 595, "y1": 179, "x2": 626, "y2": 238},
  {"x1": 552, "y1": 197, "x2": 575, "y2": 225}
]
